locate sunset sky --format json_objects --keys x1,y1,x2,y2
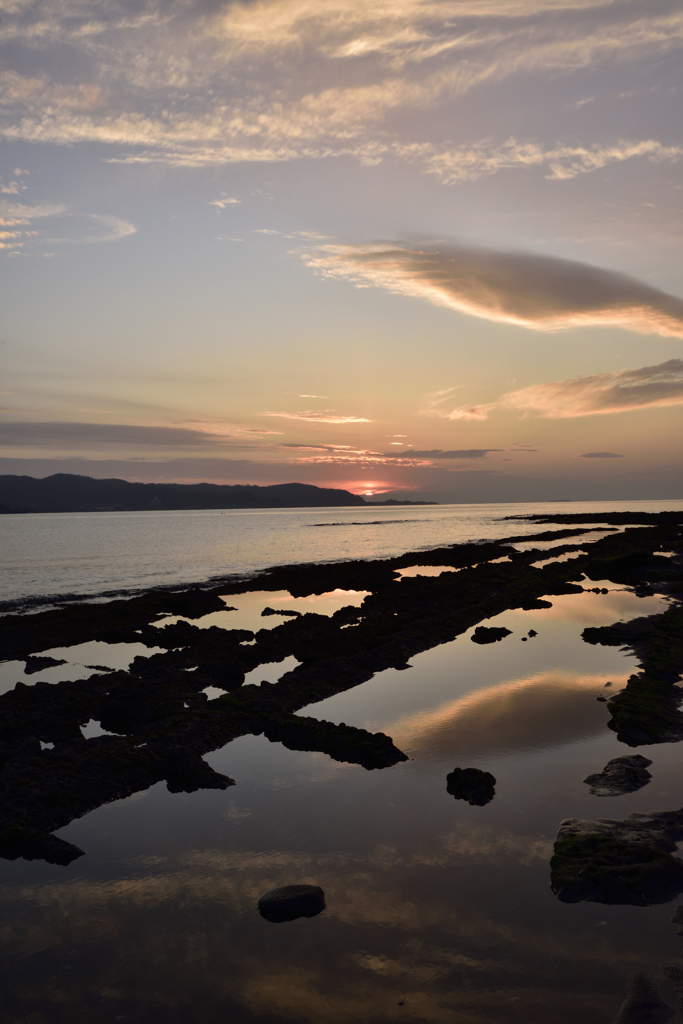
[{"x1": 1, "y1": 0, "x2": 681, "y2": 501}]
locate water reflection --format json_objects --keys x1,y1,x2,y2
[{"x1": 389, "y1": 671, "x2": 626, "y2": 758}]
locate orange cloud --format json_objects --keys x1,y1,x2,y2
[{"x1": 429, "y1": 358, "x2": 683, "y2": 420}]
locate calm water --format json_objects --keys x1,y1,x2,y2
[
  {"x1": 1, "y1": 502, "x2": 683, "y2": 1022},
  {"x1": 2, "y1": 498, "x2": 683, "y2": 607}
]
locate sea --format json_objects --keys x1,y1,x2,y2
[
  {"x1": 1, "y1": 499, "x2": 683, "y2": 1022},
  {"x1": 2, "y1": 498, "x2": 683, "y2": 609}
]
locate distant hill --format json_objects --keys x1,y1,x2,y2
[{"x1": 0, "y1": 474, "x2": 368, "y2": 512}]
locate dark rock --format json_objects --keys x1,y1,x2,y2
[
  {"x1": 446, "y1": 767, "x2": 496, "y2": 806},
  {"x1": 471, "y1": 626, "x2": 512, "y2": 645},
  {"x1": 0, "y1": 826, "x2": 84, "y2": 866},
  {"x1": 584, "y1": 755, "x2": 653, "y2": 797},
  {"x1": 582, "y1": 606, "x2": 683, "y2": 746},
  {"x1": 611, "y1": 972, "x2": 673, "y2": 1023},
  {"x1": 24, "y1": 656, "x2": 67, "y2": 674},
  {"x1": 257, "y1": 884, "x2": 325, "y2": 923},
  {"x1": 551, "y1": 809, "x2": 683, "y2": 905},
  {"x1": 671, "y1": 904, "x2": 683, "y2": 936},
  {"x1": 596, "y1": 696, "x2": 608, "y2": 702},
  {"x1": 528, "y1": 629, "x2": 538, "y2": 637},
  {"x1": 262, "y1": 607, "x2": 301, "y2": 617}
]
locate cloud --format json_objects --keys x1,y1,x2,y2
[
  {"x1": 0, "y1": 0, "x2": 680, "y2": 175},
  {"x1": 401, "y1": 137, "x2": 683, "y2": 184},
  {"x1": 0, "y1": 421, "x2": 286, "y2": 450},
  {"x1": 433, "y1": 358, "x2": 683, "y2": 420},
  {"x1": 210, "y1": 195, "x2": 241, "y2": 209},
  {"x1": 304, "y1": 242, "x2": 683, "y2": 338},
  {"x1": 578, "y1": 451, "x2": 624, "y2": 458},
  {"x1": 262, "y1": 410, "x2": 371, "y2": 423},
  {"x1": 0, "y1": 204, "x2": 136, "y2": 252},
  {"x1": 0, "y1": 422, "x2": 227, "y2": 448},
  {"x1": 385, "y1": 448, "x2": 502, "y2": 459},
  {"x1": 0, "y1": 199, "x2": 67, "y2": 251},
  {"x1": 77, "y1": 214, "x2": 137, "y2": 243}
]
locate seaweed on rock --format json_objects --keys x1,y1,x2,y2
[{"x1": 551, "y1": 809, "x2": 683, "y2": 905}]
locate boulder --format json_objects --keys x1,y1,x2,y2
[
  {"x1": 257, "y1": 884, "x2": 325, "y2": 923},
  {"x1": 446, "y1": 767, "x2": 496, "y2": 806},
  {"x1": 551, "y1": 809, "x2": 683, "y2": 905},
  {"x1": 584, "y1": 756, "x2": 653, "y2": 797},
  {"x1": 471, "y1": 626, "x2": 512, "y2": 645}
]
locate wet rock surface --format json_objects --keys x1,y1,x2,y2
[
  {"x1": 551, "y1": 809, "x2": 683, "y2": 905},
  {"x1": 257, "y1": 884, "x2": 325, "y2": 923},
  {"x1": 584, "y1": 755, "x2": 653, "y2": 797},
  {"x1": 446, "y1": 767, "x2": 496, "y2": 806}
]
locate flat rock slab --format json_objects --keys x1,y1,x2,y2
[
  {"x1": 471, "y1": 626, "x2": 512, "y2": 645},
  {"x1": 446, "y1": 767, "x2": 496, "y2": 806},
  {"x1": 551, "y1": 808, "x2": 683, "y2": 905},
  {"x1": 584, "y1": 755, "x2": 653, "y2": 797},
  {"x1": 257, "y1": 884, "x2": 325, "y2": 923}
]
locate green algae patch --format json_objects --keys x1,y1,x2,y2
[{"x1": 551, "y1": 833, "x2": 683, "y2": 905}]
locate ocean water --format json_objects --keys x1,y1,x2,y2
[
  {"x1": 2, "y1": 498, "x2": 682, "y2": 608},
  {"x1": 1, "y1": 500, "x2": 682, "y2": 1022}
]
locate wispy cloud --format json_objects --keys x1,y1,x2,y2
[
  {"x1": 427, "y1": 359, "x2": 683, "y2": 420},
  {"x1": 0, "y1": 0, "x2": 679, "y2": 176},
  {"x1": 400, "y1": 137, "x2": 682, "y2": 184},
  {"x1": 304, "y1": 242, "x2": 683, "y2": 338},
  {"x1": 0, "y1": 203, "x2": 136, "y2": 253},
  {"x1": 210, "y1": 195, "x2": 241, "y2": 210},
  {"x1": 262, "y1": 410, "x2": 371, "y2": 423},
  {"x1": 0, "y1": 421, "x2": 282, "y2": 448},
  {"x1": 384, "y1": 448, "x2": 503, "y2": 459},
  {"x1": 578, "y1": 451, "x2": 624, "y2": 458},
  {"x1": 0, "y1": 199, "x2": 67, "y2": 252}
]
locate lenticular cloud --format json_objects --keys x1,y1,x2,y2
[{"x1": 305, "y1": 243, "x2": 683, "y2": 339}]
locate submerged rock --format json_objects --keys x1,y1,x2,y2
[
  {"x1": 551, "y1": 809, "x2": 683, "y2": 905},
  {"x1": 584, "y1": 755, "x2": 653, "y2": 797},
  {"x1": 671, "y1": 904, "x2": 683, "y2": 936},
  {"x1": 611, "y1": 972, "x2": 673, "y2": 1024},
  {"x1": 446, "y1": 767, "x2": 496, "y2": 806},
  {"x1": 662, "y1": 964, "x2": 683, "y2": 1018},
  {"x1": 257, "y1": 884, "x2": 325, "y2": 923},
  {"x1": 470, "y1": 626, "x2": 512, "y2": 645}
]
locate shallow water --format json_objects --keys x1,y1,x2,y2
[
  {"x1": 3, "y1": 499, "x2": 682, "y2": 608},
  {"x1": 1, "y1": 576, "x2": 681, "y2": 1023}
]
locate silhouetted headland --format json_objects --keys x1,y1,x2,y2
[{"x1": 0, "y1": 473, "x2": 383, "y2": 512}]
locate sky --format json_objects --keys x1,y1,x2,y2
[{"x1": 0, "y1": 0, "x2": 682, "y2": 502}]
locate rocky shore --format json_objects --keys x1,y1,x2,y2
[{"x1": 0, "y1": 509, "x2": 681, "y2": 870}]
